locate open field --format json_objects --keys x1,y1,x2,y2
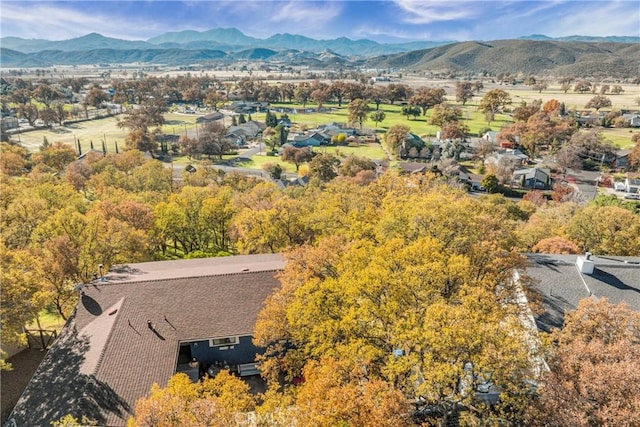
[
  {"x1": 13, "y1": 113, "x2": 200, "y2": 153},
  {"x1": 10, "y1": 83, "x2": 638, "y2": 155}
]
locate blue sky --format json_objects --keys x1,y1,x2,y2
[{"x1": 1, "y1": 1, "x2": 638, "y2": 42}]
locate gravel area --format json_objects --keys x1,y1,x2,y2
[{"x1": 1, "y1": 348, "x2": 47, "y2": 424}]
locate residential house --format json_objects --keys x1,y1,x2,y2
[
  {"x1": 228, "y1": 101, "x2": 269, "y2": 114},
  {"x1": 625, "y1": 172, "x2": 640, "y2": 193},
  {"x1": 522, "y1": 253, "x2": 640, "y2": 332},
  {"x1": 1, "y1": 116, "x2": 19, "y2": 133},
  {"x1": 482, "y1": 131, "x2": 500, "y2": 145},
  {"x1": 291, "y1": 131, "x2": 330, "y2": 148},
  {"x1": 196, "y1": 112, "x2": 224, "y2": 124},
  {"x1": 398, "y1": 162, "x2": 429, "y2": 175},
  {"x1": 7, "y1": 254, "x2": 285, "y2": 427},
  {"x1": 622, "y1": 113, "x2": 640, "y2": 127},
  {"x1": 484, "y1": 149, "x2": 529, "y2": 168},
  {"x1": 513, "y1": 167, "x2": 551, "y2": 189},
  {"x1": 317, "y1": 122, "x2": 358, "y2": 138},
  {"x1": 226, "y1": 120, "x2": 266, "y2": 143},
  {"x1": 481, "y1": 130, "x2": 519, "y2": 149},
  {"x1": 615, "y1": 149, "x2": 630, "y2": 170}
]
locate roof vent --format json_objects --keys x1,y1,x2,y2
[{"x1": 577, "y1": 253, "x2": 595, "y2": 275}]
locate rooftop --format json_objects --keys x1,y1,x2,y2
[
  {"x1": 8, "y1": 254, "x2": 284, "y2": 427},
  {"x1": 523, "y1": 253, "x2": 640, "y2": 332}
]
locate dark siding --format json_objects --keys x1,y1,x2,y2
[{"x1": 189, "y1": 336, "x2": 262, "y2": 368}]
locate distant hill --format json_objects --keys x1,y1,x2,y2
[
  {"x1": 230, "y1": 48, "x2": 278, "y2": 61},
  {"x1": 1, "y1": 33, "x2": 152, "y2": 53},
  {"x1": 147, "y1": 27, "x2": 258, "y2": 46},
  {"x1": 2, "y1": 29, "x2": 638, "y2": 76},
  {"x1": 519, "y1": 34, "x2": 640, "y2": 43},
  {"x1": 367, "y1": 40, "x2": 640, "y2": 78},
  {"x1": 1, "y1": 28, "x2": 453, "y2": 57},
  {"x1": 0, "y1": 48, "x2": 228, "y2": 67}
]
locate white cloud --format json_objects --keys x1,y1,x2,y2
[
  {"x1": 392, "y1": 0, "x2": 478, "y2": 24},
  {"x1": 0, "y1": 3, "x2": 161, "y2": 40},
  {"x1": 353, "y1": 25, "x2": 471, "y2": 42},
  {"x1": 270, "y1": 1, "x2": 342, "y2": 24},
  {"x1": 549, "y1": 1, "x2": 640, "y2": 36}
]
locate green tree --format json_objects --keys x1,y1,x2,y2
[
  {"x1": 384, "y1": 124, "x2": 410, "y2": 154},
  {"x1": 370, "y1": 109, "x2": 386, "y2": 128},
  {"x1": 482, "y1": 174, "x2": 500, "y2": 193},
  {"x1": 401, "y1": 105, "x2": 421, "y2": 120},
  {"x1": 428, "y1": 103, "x2": 462, "y2": 127},
  {"x1": 265, "y1": 110, "x2": 278, "y2": 127},
  {"x1": 308, "y1": 153, "x2": 340, "y2": 182}
]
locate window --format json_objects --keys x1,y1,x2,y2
[{"x1": 209, "y1": 336, "x2": 239, "y2": 347}]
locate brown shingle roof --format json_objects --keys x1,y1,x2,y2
[{"x1": 8, "y1": 254, "x2": 284, "y2": 427}]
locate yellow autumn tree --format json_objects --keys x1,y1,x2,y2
[
  {"x1": 128, "y1": 371, "x2": 255, "y2": 427},
  {"x1": 255, "y1": 182, "x2": 535, "y2": 425}
]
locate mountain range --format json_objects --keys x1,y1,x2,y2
[
  {"x1": 0, "y1": 29, "x2": 452, "y2": 57},
  {"x1": 1, "y1": 28, "x2": 639, "y2": 77}
]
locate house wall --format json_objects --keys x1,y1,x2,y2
[{"x1": 188, "y1": 336, "x2": 262, "y2": 367}]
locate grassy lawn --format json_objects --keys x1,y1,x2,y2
[
  {"x1": 15, "y1": 115, "x2": 128, "y2": 153},
  {"x1": 314, "y1": 143, "x2": 387, "y2": 160},
  {"x1": 236, "y1": 153, "x2": 297, "y2": 173},
  {"x1": 600, "y1": 128, "x2": 638, "y2": 149},
  {"x1": 26, "y1": 307, "x2": 65, "y2": 331},
  {"x1": 15, "y1": 112, "x2": 201, "y2": 153}
]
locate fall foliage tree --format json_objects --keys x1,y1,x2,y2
[
  {"x1": 531, "y1": 236, "x2": 580, "y2": 254},
  {"x1": 255, "y1": 183, "x2": 535, "y2": 425},
  {"x1": 291, "y1": 357, "x2": 411, "y2": 427},
  {"x1": 347, "y1": 98, "x2": 370, "y2": 129},
  {"x1": 455, "y1": 81, "x2": 474, "y2": 105},
  {"x1": 128, "y1": 371, "x2": 255, "y2": 427},
  {"x1": 281, "y1": 146, "x2": 312, "y2": 171},
  {"x1": 527, "y1": 298, "x2": 640, "y2": 426},
  {"x1": 585, "y1": 95, "x2": 612, "y2": 112},
  {"x1": 409, "y1": 87, "x2": 446, "y2": 115},
  {"x1": 566, "y1": 205, "x2": 640, "y2": 255},
  {"x1": 479, "y1": 89, "x2": 511, "y2": 124}
]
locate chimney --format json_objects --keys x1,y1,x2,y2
[{"x1": 576, "y1": 252, "x2": 595, "y2": 274}]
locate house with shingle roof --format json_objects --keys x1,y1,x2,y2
[
  {"x1": 521, "y1": 253, "x2": 640, "y2": 332},
  {"x1": 6, "y1": 254, "x2": 284, "y2": 427}
]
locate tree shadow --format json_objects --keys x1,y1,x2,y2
[
  {"x1": 592, "y1": 269, "x2": 640, "y2": 294},
  {"x1": 7, "y1": 324, "x2": 131, "y2": 426}
]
